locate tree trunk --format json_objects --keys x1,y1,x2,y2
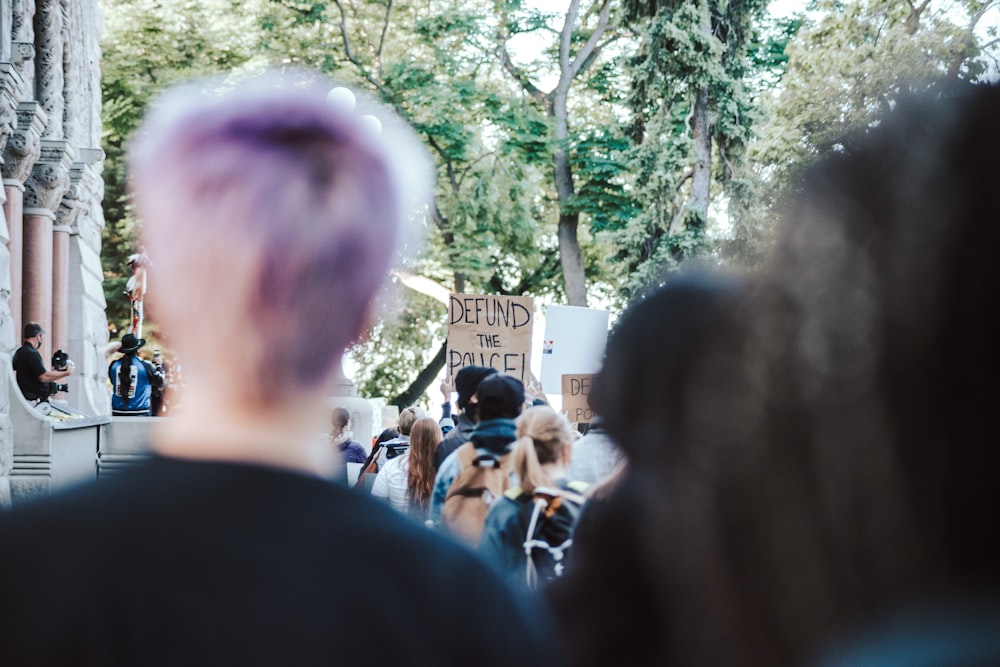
[
  {"x1": 687, "y1": 3, "x2": 713, "y2": 230},
  {"x1": 392, "y1": 340, "x2": 447, "y2": 408},
  {"x1": 551, "y1": 85, "x2": 588, "y2": 307},
  {"x1": 689, "y1": 84, "x2": 712, "y2": 223}
]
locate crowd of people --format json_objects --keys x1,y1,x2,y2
[{"x1": 2, "y1": 70, "x2": 998, "y2": 666}]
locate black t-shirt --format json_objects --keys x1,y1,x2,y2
[
  {"x1": 11, "y1": 342, "x2": 49, "y2": 401},
  {"x1": 546, "y1": 480, "x2": 663, "y2": 667},
  {"x1": 0, "y1": 456, "x2": 560, "y2": 667}
]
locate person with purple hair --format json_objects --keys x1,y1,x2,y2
[{"x1": 0, "y1": 72, "x2": 555, "y2": 666}]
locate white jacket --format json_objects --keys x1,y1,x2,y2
[{"x1": 371, "y1": 451, "x2": 410, "y2": 514}]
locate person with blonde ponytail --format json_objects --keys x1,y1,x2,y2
[{"x1": 478, "y1": 405, "x2": 587, "y2": 590}]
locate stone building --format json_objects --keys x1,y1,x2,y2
[{"x1": 0, "y1": 0, "x2": 107, "y2": 507}]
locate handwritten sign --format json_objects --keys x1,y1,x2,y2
[
  {"x1": 561, "y1": 373, "x2": 595, "y2": 424},
  {"x1": 447, "y1": 293, "x2": 534, "y2": 382}
]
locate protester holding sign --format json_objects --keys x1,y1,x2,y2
[
  {"x1": 433, "y1": 365, "x2": 497, "y2": 469},
  {"x1": 446, "y1": 293, "x2": 534, "y2": 383}
]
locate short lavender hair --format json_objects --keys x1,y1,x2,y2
[{"x1": 129, "y1": 71, "x2": 430, "y2": 406}]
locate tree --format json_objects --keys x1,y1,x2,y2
[
  {"x1": 254, "y1": 0, "x2": 590, "y2": 402},
  {"x1": 609, "y1": 0, "x2": 769, "y2": 296},
  {"x1": 750, "y1": 0, "x2": 1000, "y2": 237},
  {"x1": 495, "y1": 0, "x2": 626, "y2": 307}
]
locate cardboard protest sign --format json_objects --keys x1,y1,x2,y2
[
  {"x1": 540, "y1": 305, "x2": 610, "y2": 390},
  {"x1": 561, "y1": 373, "x2": 596, "y2": 424},
  {"x1": 447, "y1": 293, "x2": 534, "y2": 382}
]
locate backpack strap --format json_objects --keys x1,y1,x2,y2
[
  {"x1": 522, "y1": 486, "x2": 586, "y2": 589},
  {"x1": 523, "y1": 496, "x2": 556, "y2": 589},
  {"x1": 353, "y1": 443, "x2": 384, "y2": 490}
]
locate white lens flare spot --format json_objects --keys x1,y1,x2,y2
[
  {"x1": 326, "y1": 87, "x2": 356, "y2": 113},
  {"x1": 359, "y1": 114, "x2": 383, "y2": 136}
]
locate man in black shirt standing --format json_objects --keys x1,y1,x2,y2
[{"x1": 11, "y1": 322, "x2": 74, "y2": 403}]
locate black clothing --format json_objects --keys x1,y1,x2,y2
[
  {"x1": 151, "y1": 361, "x2": 169, "y2": 416},
  {"x1": 11, "y1": 342, "x2": 51, "y2": 401},
  {"x1": 0, "y1": 456, "x2": 557, "y2": 667},
  {"x1": 434, "y1": 412, "x2": 476, "y2": 469},
  {"x1": 546, "y1": 480, "x2": 662, "y2": 667}
]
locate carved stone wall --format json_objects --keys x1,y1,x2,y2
[{"x1": 1, "y1": 0, "x2": 105, "y2": 508}]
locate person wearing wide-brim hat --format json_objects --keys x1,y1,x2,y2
[{"x1": 108, "y1": 333, "x2": 165, "y2": 416}]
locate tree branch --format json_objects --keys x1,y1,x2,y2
[
  {"x1": 980, "y1": 35, "x2": 1000, "y2": 51},
  {"x1": 574, "y1": 32, "x2": 620, "y2": 79},
  {"x1": 457, "y1": 150, "x2": 499, "y2": 189},
  {"x1": 330, "y1": 0, "x2": 391, "y2": 97},
  {"x1": 425, "y1": 134, "x2": 460, "y2": 194},
  {"x1": 374, "y1": 0, "x2": 394, "y2": 79},
  {"x1": 903, "y1": 0, "x2": 931, "y2": 35},
  {"x1": 567, "y1": 0, "x2": 614, "y2": 80},
  {"x1": 392, "y1": 340, "x2": 448, "y2": 408},
  {"x1": 947, "y1": 1, "x2": 999, "y2": 78},
  {"x1": 430, "y1": 198, "x2": 453, "y2": 239},
  {"x1": 559, "y1": 0, "x2": 582, "y2": 75},
  {"x1": 498, "y1": 39, "x2": 550, "y2": 108},
  {"x1": 514, "y1": 251, "x2": 561, "y2": 295}
]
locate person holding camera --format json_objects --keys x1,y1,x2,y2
[
  {"x1": 149, "y1": 348, "x2": 170, "y2": 416},
  {"x1": 109, "y1": 333, "x2": 165, "y2": 417},
  {"x1": 11, "y1": 322, "x2": 74, "y2": 404}
]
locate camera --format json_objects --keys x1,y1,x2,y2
[
  {"x1": 44, "y1": 381, "x2": 69, "y2": 396},
  {"x1": 52, "y1": 349, "x2": 70, "y2": 371}
]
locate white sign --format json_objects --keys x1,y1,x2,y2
[{"x1": 539, "y1": 305, "x2": 609, "y2": 391}]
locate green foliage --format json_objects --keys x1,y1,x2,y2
[
  {"x1": 349, "y1": 290, "x2": 448, "y2": 408},
  {"x1": 100, "y1": 0, "x2": 999, "y2": 403},
  {"x1": 566, "y1": 132, "x2": 638, "y2": 233},
  {"x1": 613, "y1": 0, "x2": 767, "y2": 298},
  {"x1": 99, "y1": 0, "x2": 260, "y2": 332},
  {"x1": 745, "y1": 0, "x2": 997, "y2": 266}
]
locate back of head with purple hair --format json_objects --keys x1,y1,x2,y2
[{"x1": 129, "y1": 72, "x2": 430, "y2": 407}]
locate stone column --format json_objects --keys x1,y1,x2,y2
[
  {"x1": 3, "y1": 101, "x2": 43, "y2": 343},
  {"x1": 0, "y1": 63, "x2": 18, "y2": 156},
  {"x1": 11, "y1": 0, "x2": 36, "y2": 96},
  {"x1": 21, "y1": 211, "x2": 52, "y2": 355},
  {"x1": 51, "y1": 223, "x2": 68, "y2": 352},
  {"x1": 0, "y1": 61, "x2": 31, "y2": 512},
  {"x1": 61, "y1": 0, "x2": 82, "y2": 145},
  {"x1": 22, "y1": 138, "x2": 71, "y2": 361},
  {"x1": 1, "y1": 63, "x2": 22, "y2": 345},
  {"x1": 35, "y1": 0, "x2": 63, "y2": 140},
  {"x1": 58, "y1": 147, "x2": 103, "y2": 412}
]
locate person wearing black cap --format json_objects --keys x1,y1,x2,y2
[
  {"x1": 108, "y1": 333, "x2": 165, "y2": 416},
  {"x1": 430, "y1": 373, "x2": 525, "y2": 540},
  {"x1": 11, "y1": 322, "x2": 75, "y2": 403},
  {"x1": 432, "y1": 365, "x2": 498, "y2": 470}
]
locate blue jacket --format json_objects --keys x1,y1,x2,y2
[
  {"x1": 109, "y1": 355, "x2": 164, "y2": 414},
  {"x1": 429, "y1": 418, "x2": 517, "y2": 524}
]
